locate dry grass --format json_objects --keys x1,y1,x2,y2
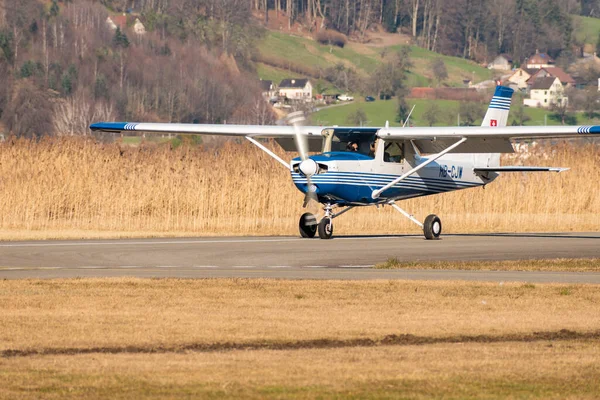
[
  {"x1": 0, "y1": 137, "x2": 599, "y2": 239},
  {"x1": 1, "y1": 279, "x2": 600, "y2": 352},
  {"x1": 1, "y1": 278, "x2": 600, "y2": 399},
  {"x1": 376, "y1": 257, "x2": 600, "y2": 271},
  {"x1": 1, "y1": 341, "x2": 599, "y2": 399}
]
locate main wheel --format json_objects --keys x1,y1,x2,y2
[
  {"x1": 318, "y1": 217, "x2": 333, "y2": 239},
  {"x1": 299, "y1": 212, "x2": 317, "y2": 238},
  {"x1": 423, "y1": 214, "x2": 442, "y2": 240}
]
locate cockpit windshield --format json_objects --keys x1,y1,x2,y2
[{"x1": 330, "y1": 130, "x2": 377, "y2": 158}]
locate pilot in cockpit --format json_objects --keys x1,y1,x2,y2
[{"x1": 346, "y1": 141, "x2": 359, "y2": 152}]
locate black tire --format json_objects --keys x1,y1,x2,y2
[
  {"x1": 423, "y1": 214, "x2": 442, "y2": 240},
  {"x1": 318, "y1": 217, "x2": 333, "y2": 239},
  {"x1": 299, "y1": 213, "x2": 317, "y2": 238}
]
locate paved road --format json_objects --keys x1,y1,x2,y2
[{"x1": 1, "y1": 233, "x2": 599, "y2": 282}]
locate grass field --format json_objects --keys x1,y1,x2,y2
[
  {"x1": 311, "y1": 97, "x2": 600, "y2": 126},
  {"x1": 0, "y1": 137, "x2": 599, "y2": 240},
  {"x1": 256, "y1": 31, "x2": 492, "y2": 88},
  {"x1": 573, "y1": 15, "x2": 600, "y2": 45},
  {"x1": 1, "y1": 278, "x2": 599, "y2": 398},
  {"x1": 376, "y1": 258, "x2": 600, "y2": 272}
]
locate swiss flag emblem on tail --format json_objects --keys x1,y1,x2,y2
[{"x1": 490, "y1": 119, "x2": 497, "y2": 127}]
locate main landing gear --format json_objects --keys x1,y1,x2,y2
[
  {"x1": 389, "y1": 201, "x2": 442, "y2": 240},
  {"x1": 298, "y1": 204, "x2": 354, "y2": 240},
  {"x1": 299, "y1": 202, "x2": 442, "y2": 240}
]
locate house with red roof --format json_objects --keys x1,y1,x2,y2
[
  {"x1": 525, "y1": 50, "x2": 555, "y2": 69},
  {"x1": 523, "y1": 77, "x2": 567, "y2": 108},
  {"x1": 527, "y1": 67, "x2": 575, "y2": 88}
]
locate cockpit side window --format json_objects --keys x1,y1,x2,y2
[{"x1": 384, "y1": 142, "x2": 404, "y2": 163}]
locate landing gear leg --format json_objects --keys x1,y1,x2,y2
[
  {"x1": 389, "y1": 201, "x2": 442, "y2": 240},
  {"x1": 318, "y1": 204, "x2": 334, "y2": 239}
]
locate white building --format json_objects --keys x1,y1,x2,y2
[
  {"x1": 278, "y1": 79, "x2": 312, "y2": 102},
  {"x1": 507, "y1": 68, "x2": 536, "y2": 90},
  {"x1": 524, "y1": 77, "x2": 567, "y2": 108},
  {"x1": 487, "y1": 55, "x2": 513, "y2": 71},
  {"x1": 133, "y1": 18, "x2": 146, "y2": 35}
]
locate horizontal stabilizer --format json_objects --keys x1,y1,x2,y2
[{"x1": 474, "y1": 166, "x2": 569, "y2": 173}]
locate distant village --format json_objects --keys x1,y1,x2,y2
[
  {"x1": 105, "y1": 12, "x2": 597, "y2": 113},
  {"x1": 488, "y1": 50, "x2": 600, "y2": 108},
  {"x1": 257, "y1": 50, "x2": 600, "y2": 114}
]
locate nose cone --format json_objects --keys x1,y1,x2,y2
[{"x1": 299, "y1": 158, "x2": 318, "y2": 177}]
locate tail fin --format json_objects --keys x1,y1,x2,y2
[{"x1": 481, "y1": 86, "x2": 514, "y2": 127}]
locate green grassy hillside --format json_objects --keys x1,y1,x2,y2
[
  {"x1": 573, "y1": 15, "x2": 600, "y2": 45},
  {"x1": 256, "y1": 31, "x2": 492, "y2": 88}
]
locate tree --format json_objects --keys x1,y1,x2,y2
[
  {"x1": 60, "y1": 64, "x2": 78, "y2": 96},
  {"x1": 396, "y1": 98, "x2": 411, "y2": 125},
  {"x1": 549, "y1": 95, "x2": 575, "y2": 125},
  {"x1": 430, "y1": 58, "x2": 447, "y2": 87},
  {"x1": 583, "y1": 88, "x2": 599, "y2": 120},
  {"x1": 370, "y1": 47, "x2": 412, "y2": 100},
  {"x1": 423, "y1": 102, "x2": 440, "y2": 126},
  {"x1": 0, "y1": 30, "x2": 13, "y2": 64},
  {"x1": 346, "y1": 108, "x2": 368, "y2": 126},
  {"x1": 49, "y1": 0, "x2": 59, "y2": 17},
  {"x1": 113, "y1": 27, "x2": 129, "y2": 48},
  {"x1": 458, "y1": 101, "x2": 484, "y2": 126},
  {"x1": 511, "y1": 93, "x2": 531, "y2": 125},
  {"x1": 2, "y1": 80, "x2": 54, "y2": 137}
]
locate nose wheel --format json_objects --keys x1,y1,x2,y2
[{"x1": 317, "y1": 217, "x2": 333, "y2": 239}]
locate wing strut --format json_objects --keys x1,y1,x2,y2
[
  {"x1": 371, "y1": 137, "x2": 467, "y2": 199},
  {"x1": 245, "y1": 136, "x2": 291, "y2": 170}
]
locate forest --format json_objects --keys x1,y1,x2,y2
[
  {"x1": 104, "y1": 0, "x2": 599, "y2": 59},
  {"x1": 0, "y1": 0, "x2": 599, "y2": 137}
]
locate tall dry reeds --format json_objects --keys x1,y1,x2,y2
[{"x1": 0, "y1": 137, "x2": 598, "y2": 239}]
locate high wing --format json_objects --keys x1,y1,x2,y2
[
  {"x1": 89, "y1": 121, "x2": 331, "y2": 152},
  {"x1": 89, "y1": 122, "x2": 325, "y2": 138},
  {"x1": 378, "y1": 125, "x2": 600, "y2": 153},
  {"x1": 90, "y1": 122, "x2": 600, "y2": 155}
]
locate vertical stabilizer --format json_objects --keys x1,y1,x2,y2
[
  {"x1": 476, "y1": 86, "x2": 515, "y2": 168},
  {"x1": 481, "y1": 86, "x2": 514, "y2": 128}
]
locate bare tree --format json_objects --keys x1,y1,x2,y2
[
  {"x1": 423, "y1": 102, "x2": 439, "y2": 126},
  {"x1": 2, "y1": 80, "x2": 54, "y2": 137},
  {"x1": 430, "y1": 57, "x2": 447, "y2": 87},
  {"x1": 53, "y1": 89, "x2": 114, "y2": 136}
]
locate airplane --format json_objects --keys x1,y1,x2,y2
[{"x1": 90, "y1": 86, "x2": 599, "y2": 240}]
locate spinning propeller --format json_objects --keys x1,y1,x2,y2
[{"x1": 287, "y1": 111, "x2": 318, "y2": 207}]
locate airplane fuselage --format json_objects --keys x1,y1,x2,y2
[{"x1": 291, "y1": 152, "x2": 494, "y2": 206}]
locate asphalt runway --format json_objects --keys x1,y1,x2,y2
[{"x1": 1, "y1": 233, "x2": 599, "y2": 282}]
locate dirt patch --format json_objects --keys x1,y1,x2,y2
[
  {"x1": 4, "y1": 329, "x2": 598, "y2": 358},
  {"x1": 361, "y1": 28, "x2": 413, "y2": 47}
]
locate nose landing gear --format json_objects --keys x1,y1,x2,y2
[{"x1": 298, "y1": 203, "x2": 354, "y2": 239}]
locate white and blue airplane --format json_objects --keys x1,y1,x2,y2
[{"x1": 90, "y1": 86, "x2": 599, "y2": 240}]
